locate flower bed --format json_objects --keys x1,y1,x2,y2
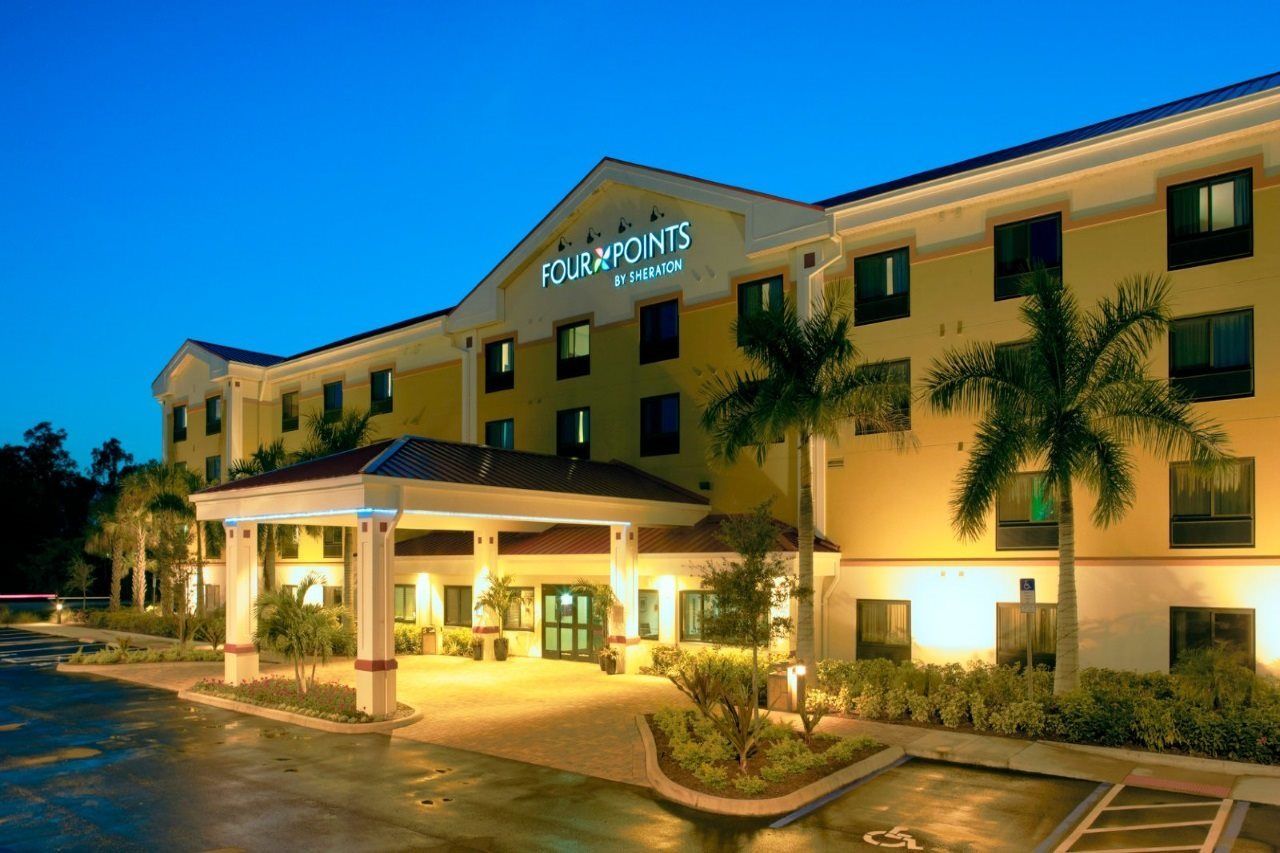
[
  {"x1": 191, "y1": 677, "x2": 409, "y2": 724},
  {"x1": 648, "y1": 708, "x2": 882, "y2": 799},
  {"x1": 68, "y1": 645, "x2": 223, "y2": 664}
]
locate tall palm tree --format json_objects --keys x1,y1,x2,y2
[
  {"x1": 118, "y1": 462, "x2": 193, "y2": 612},
  {"x1": 701, "y1": 289, "x2": 911, "y2": 668},
  {"x1": 229, "y1": 440, "x2": 292, "y2": 593},
  {"x1": 924, "y1": 268, "x2": 1230, "y2": 694},
  {"x1": 85, "y1": 492, "x2": 133, "y2": 610}
]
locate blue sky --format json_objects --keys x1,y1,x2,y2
[{"x1": 2, "y1": 0, "x2": 1277, "y2": 466}]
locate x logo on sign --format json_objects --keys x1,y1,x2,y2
[{"x1": 593, "y1": 246, "x2": 612, "y2": 273}]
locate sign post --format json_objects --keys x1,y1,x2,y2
[{"x1": 1020, "y1": 579, "x2": 1036, "y2": 699}]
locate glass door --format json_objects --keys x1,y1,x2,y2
[{"x1": 541, "y1": 585, "x2": 597, "y2": 662}]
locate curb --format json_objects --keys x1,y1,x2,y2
[
  {"x1": 635, "y1": 713, "x2": 904, "y2": 817},
  {"x1": 178, "y1": 689, "x2": 423, "y2": 734}
]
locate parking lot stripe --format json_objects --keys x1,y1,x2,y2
[
  {"x1": 1200, "y1": 798, "x2": 1234, "y2": 853},
  {"x1": 1054, "y1": 783, "x2": 1124, "y2": 852},
  {"x1": 1035, "y1": 782, "x2": 1111, "y2": 853},
  {"x1": 1212, "y1": 801, "x2": 1249, "y2": 853},
  {"x1": 767, "y1": 754, "x2": 912, "y2": 829},
  {"x1": 1103, "y1": 800, "x2": 1220, "y2": 811},
  {"x1": 1082, "y1": 818, "x2": 1213, "y2": 833}
]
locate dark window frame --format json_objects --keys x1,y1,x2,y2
[
  {"x1": 638, "y1": 589, "x2": 660, "y2": 641},
  {"x1": 204, "y1": 455, "x2": 221, "y2": 485},
  {"x1": 393, "y1": 584, "x2": 416, "y2": 623},
  {"x1": 856, "y1": 599, "x2": 912, "y2": 662},
  {"x1": 639, "y1": 393, "x2": 680, "y2": 457},
  {"x1": 639, "y1": 299, "x2": 680, "y2": 364},
  {"x1": 1169, "y1": 606, "x2": 1255, "y2": 671},
  {"x1": 322, "y1": 527, "x2": 343, "y2": 559},
  {"x1": 444, "y1": 585, "x2": 473, "y2": 628},
  {"x1": 278, "y1": 526, "x2": 299, "y2": 560},
  {"x1": 484, "y1": 418, "x2": 514, "y2": 450},
  {"x1": 205, "y1": 396, "x2": 223, "y2": 436},
  {"x1": 556, "y1": 406, "x2": 590, "y2": 459},
  {"x1": 679, "y1": 590, "x2": 718, "y2": 642},
  {"x1": 1169, "y1": 308, "x2": 1254, "y2": 402},
  {"x1": 1167, "y1": 169, "x2": 1254, "y2": 270},
  {"x1": 556, "y1": 320, "x2": 592, "y2": 380},
  {"x1": 854, "y1": 246, "x2": 911, "y2": 325},
  {"x1": 172, "y1": 405, "x2": 187, "y2": 443},
  {"x1": 281, "y1": 391, "x2": 299, "y2": 432},
  {"x1": 1169, "y1": 458, "x2": 1255, "y2": 548},
  {"x1": 322, "y1": 381, "x2": 343, "y2": 423},
  {"x1": 503, "y1": 587, "x2": 535, "y2": 632},
  {"x1": 996, "y1": 471, "x2": 1060, "y2": 550},
  {"x1": 993, "y1": 212, "x2": 1062, "y2": 301},
  {"x1": 995, "y1": 602, "x2": 1058, "y2": 669},
  {"x1": 485, "y1": 338, "x2": 515, "y2": 393},
  {"x1": 736, "y1": 275, "x2": 784, "y2": 345},
  {"x1": 370, "y1": 369, "x2": 393, "y2": 415}
]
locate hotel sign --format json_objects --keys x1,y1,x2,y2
[{"x1": 541, "y1": 220, "x2": 692, "y2": 289}]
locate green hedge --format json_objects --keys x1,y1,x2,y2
[
  {"x1": 814, "y1": 653, "x2": 1280, "y2": 764},
  {"x1": 441, "y1": 627, "x2": 474, "y2": 657}
]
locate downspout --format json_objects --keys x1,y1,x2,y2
[{"x1": 821, "y1": 559, "x2": 843, "y2": 661}]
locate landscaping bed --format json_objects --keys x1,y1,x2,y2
[
  {"x1": 68, "y1": 645, "x2": 222, "y2": 664},
  {"x1": 647, "y1": 708, "x2": 882, "y2": 798},
  {"x1": 191, "y1": 676, "x2": 411, "y2": 724}
]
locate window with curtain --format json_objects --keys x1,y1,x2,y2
[
  {"x1": 503, "y1": 587, "x2": 535, "y2": 631},
  {"x1": 393, "y1": 584, "x2": 416, "y2": 623},
  {"x1": 281, "y1": 391, "x2": 299, "y2": 432},
  {"x1": 1170, "y1": 458, "x2": 1254, "y2": 547},
  {"x1": 322, "y1": 381, "x2": 343, "y2": 422},
  {"x1": 205, "y1": 396, "x2": 223, "y2": 435},
  {"x1": 994, "y1": 213, "x2": 1061, "y2": 300},
  {"x1": 485, "y1": 418, "x2": 514, "y2": 450},
  {"x1": 1168, "y1": 170, "x2": 1253, "y2": 269},
  {"x1": 204, "y1": 455, "x2": 221, "y2": 485},
  {"x1": 639, "y1": 393, "x2": 679, "y2": 456},
  {"x1": 737, "y1": 275, "x2": 784, "y2": 344},
  {"x1": 485, "y1": 338, "x2": 515, "y2": 392},
  {"x1": 639, "y1": 299, "x2": 679, "y2": 363},
  {"x1": 856, "y1": 599, "x2": 911, "y2": 661},
  {"x1": 556, "y1": 407, "x2": 590, "y2": 459},
  {"x1": 854, "y1": 247, "x2": 910, "y2": 324},
  {"x1": 996, "y1": 602, "x2": 1057, "y2": 668},
  {"x1": 854, "y1": 359, "x2": 911, "y2": 434},
  {"x1": 638, "y1": 589, "x2": 660, "y2": 640},
  {"x1": 556, "y1": 321, "x2": 591, "y2": 379},
  {"x1": 370, "y1": 369, "x2": 393, "y2": 414},
  {"x1": 679, "y1": 591, "x2": 718, "y2": 642},
  {"x1": 1170, "y1": 607, "x2": 1254, "y2": 670},
  {"x1": 1169, "y1": 309, "x2": 1253, "y2": 401},
  {"x1": 996, "y1": 472, "x2": 1059, "y2": 549},
  {"x1": 444, "y1": 585, "x2": 473, "y2": 627},
  {"x1": 278, "y1": 527, "x2": 299, "y2": 559},
  {"x1": 322, "y1": 527, "x2": 343, "y2": 558}
]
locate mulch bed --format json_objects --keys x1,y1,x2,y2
[{"x1": 646, "y1": 713, "x2": 883, "y2": 799}]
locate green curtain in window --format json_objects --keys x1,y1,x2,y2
[
  {"x1": 1233, "y1": 174, "x2": 1251, "y2": 228},
  {"x1": 1216, "y1": 460, "x2": 1254, "y2": 517},
  {"x1": 860, "y1": 601, "x2": 909, "y2": 646},
  {"x1": 1172, "y1": 318, "x2": 1211, "y2": 370},
  {"x1": 1170, "y1": 185, "x2": 1201, "y2": 237},
  {"x1": 1212, "y1": 312, "x2": 1251, "y2": 368}
]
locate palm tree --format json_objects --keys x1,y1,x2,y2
[
  {"x1": 117, "y1": 462, "x2": 193, "y2": 612},
  {"x1": 254, "y1": 571, "x2": 343, "y2": 694},
  {"x1": 85, "y1": 492, "x2": 133, "y2": 610},
  {"x1": 474, "y1": 573, "x2": 518, "y2": 659},
  {"x1": 229, "y1": 440, "x2": 292, "y2": 593},
  {"x1": 701, "y1": 289, "x2": 911, "y2": 668},
  {"x1": 924, "y1": 268, "x2": 1230, "y2": 694}
]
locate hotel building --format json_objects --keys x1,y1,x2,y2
[{"x1": 154, "y1": 73, "x2": 1280, "y2": 713}]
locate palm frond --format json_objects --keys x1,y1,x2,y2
[
  {"x1": 1075, "y1": 427, "x2": 1136, "y2": 527},
  {"x1": 951, "y1": 410, "x2": 1030, "y2": 541}
]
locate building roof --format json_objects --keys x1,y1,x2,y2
[
  {"x1": 197, "y1": 435, "x2": 709, "y2": 506},
  {"x1": 395, "y1": 514, "x2": 839, "y2": 557},
  {"x1": 189, "y1": 340, "x2": 286, "y2": 367},
  {"x1": 815, "y1": 70, "x2": 1280, "y2": 208}
]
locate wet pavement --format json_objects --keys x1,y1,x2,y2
[{"x1": 3, "y1": 627, "x2": 1276, "y2": 852}]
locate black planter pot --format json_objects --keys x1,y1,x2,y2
[
  {"x1": 605, "y1": 656, "x2": 618, "y2": 675},
  {"x1": 599, "y1": 655, "x2": 608, "y2": 672},
  {"x1": 471, "y1": 639, "x2": 484, "y2": 661},
  {"x1": 493, "y1": 637, "x2": 509, "y2": 661}
]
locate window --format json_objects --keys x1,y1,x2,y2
[
  {"x1": 444, "y1": 585, "x2": 473, "y2": 627},
  {"x1": 205, "y1": 396, "x2": 223, "y2": 435},
  {"x1": 994, "y1": 213, "x2": 1061, "y2": 300},
  {"x1": 393, "y1": 584, "x2": 416, "y2": 623},
  {"x1": 322, "y1": 527, "x2": 343, "y2": 558},
  {"x1": 203, "y1": 585, "x2": 222, "y2": 610},
  {"x1": 322, "y1": 381, "x2": 343, "y2": 422},
  {"x1": 485, "y1": 338, "x2": 515, "y2": 393},
  {"x1": 503, "y1": 587, "x2": 535, "y2": 631},
  {"x1": 556, "y1": 321, "x2": 591, "y2": 380},
  {"x1": 680, "y1": 591, "x2": 718, "y2": 642},
  {"x1": 640, "y1": 299, "x2": 680, "y2": 363},
  {"x1": 324, "y1": 586, "x2": 343, "y2": 608},
  {"x1": 855, "y1": 359, "x2": 911, "y2": 434},
  {"x1": 485, "y1": 418, "x2": 514, "y2": 450},
  {"x1": 370, "y1": 369, "x2": 393, "y2": 415},
  {"x1": 640, "y1": 393, "x2": 679, "y2": 457},
  {"x1": 638, "y1": 589, "x2": 660, "y2": 640},
  {"x1": 1168, "y1": 170, "x2": 1253, "y2": 269},
  {"x1": 1170, "y1": 310, "x2": 1253, "y2": 401},
  {"x1": 1170, "y1": 458, "x2": 1255, "y2": 547},
  {"x1": 996, "y1": 603, "x2": 1057, "y2": 669},
  {"x1": 737, "y1": 275, "x2": 784, "y2": 344},
  {"x1": 281, "y1": 391, "x2": 299, "y2": 432},
  {"x1": 556, "y1": 407, "x2": 590, "y2": 459},
  {"x1": 996, "y1": 472, "x2": 1059, "y2": 550},
  {"x1": 204, "y1": 455, "x2": 221, "y2": 484},
  {"x1": 278, "y1": 527, "x2": 299, "y2": 559},
  {"x1": 854, "y1": 247, "x2": 910, "y2": 325},
  {"x1": 1170, "y1": 607, "x2": 1254, "y2": 670},
  {"x1": 856, "y1": 599, "x2": 911, "y2": 662},
  {"x1": 172, "y1": 405, "x2": 187, "y2": 442}
]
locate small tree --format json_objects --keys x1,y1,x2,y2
[
  {"x1": 65, "y1": 556, "x2": 95, "y2": 613},
  {"x1": 253, "y1": 572, "x2": 342, "y2": 694},
  {"x1": 474, "y1": 573, "x2": 518, "y2": 658}
]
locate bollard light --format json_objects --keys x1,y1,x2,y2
[{"x1": 55, "y1": 600, "x2": 64, "y2": 624}]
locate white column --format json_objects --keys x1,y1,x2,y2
[
  {"x1": 223, "y1": 521, "x2": 260, "y2": 684},
  {"x1": 355, "y1": 511, "x2": 400, "y2": 716},
  {"x1": 795, "y1": 247, "x2": 834, "y2": 538},
  {"x1": 472, "y1": 523, "x2": 499, "y2": 658},
  {"x1": 609, "y1": 523, "x2": 640, "y2": 673}
]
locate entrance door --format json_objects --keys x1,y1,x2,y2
[{"x1": 541, "y1": 585, "x2": 598, "y2": 662}]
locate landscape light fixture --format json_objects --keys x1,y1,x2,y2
[
  {"x1": 617, "y1": 217, "x2": 632, "y2": 234},
  {"x1": 650, "y1": 206, "x2": 664, "y2": 222},
  {"x1": 557, "y1": 235, "x2": 572, "y2": 251},
  {"x1": 586, "y1": 227, "x2": 601, "y2": 244}
]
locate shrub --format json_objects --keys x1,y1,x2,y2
[
  {"x1": 1173, "y1": 647, "x2": 1256, "y2": 711},
  {"x1": 935, "y1": 685, "x2": 969, "y2": 728},
  {"x1": 69, "y1": 646, "x2": 223, "y2": 665},
  {"x1": 694, "y1": 762, "x2": 728, "y2": 790},
  {"x1": 823, "y1": 735, "x2": 877, "y2": 764},
  {"x1": 854, "y1": 686, "x2": 885, "y2": 720},
  {"x1": 0, "y1": 607, "x2": 43, "y2": 625},
  {"x1": 882, "y1": 686, "x2": 909, "y2": 721},
  {"x1": 990, "y1": 700, "x2": 1047, "y2": 738},
  {"x1": 1052, "y1": 690, "x2": 1133, "y2": 747},
  {"x1": 642, "y1": 644, "x2": 685, "y2": 677},
  {"x1": 394, "y1": 624, "x2": 422, "y2": 655},
  {"x1": 192, "y1": 676, "x2": 381, "y2": 723},
  {"x1": 1132, "y1": 696, "x2": 1178, "y2": 751},
  {"x1": 194, "y1": 611, "x2": 226, "y2": 651},
  {"x1": 732, "y1": 774, "x2": 767, "y2": 795},
  {"x1": 441, "y1": 627, "x2": 474, "y2": 657},
  {"x1": 907, "y1": 691, "x2": 936, "y2": 724}
]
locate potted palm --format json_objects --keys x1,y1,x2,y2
[
  {"x1": 573, "y1": 579, "x2": 618, "y2": 674},
  {"x1": 474, "y1": 573, "x2": 518, "y2": 662}
]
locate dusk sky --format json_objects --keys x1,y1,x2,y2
[{"x1": 2, "y1": 1, "x2": 1277, "y2": 466}]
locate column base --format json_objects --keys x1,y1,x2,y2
[
  {"x1": 355, "y1": 659, "x2": 397, "y2": 716},
  {"x1": 611, "y1": 637, "x2": 645, "y2": 674},
  {"x1": 224, "y1": 645, "x2": 259, "y2": 685}
]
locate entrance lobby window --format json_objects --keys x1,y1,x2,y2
[
  {"x1": 640, "y1": 393, "x2": 679, "y2": 457},
  {"x1": 854, "y1": 247, "x2": 910, "y2": 325},
  {"x1": 856, "y1": 599, "x2": 911, "y2": 662},
  {"x1": 444, "y1": 585, "x2": 473, "y2": 627},
  {"x1": 504, "y1": 587, "x2": 534, "y2": 631},
  {"x1": 557, "y1": 321, "x2": 591, "y2": 380},
  {"x1": 1170, "y1": 606, "x2": 1254, "y2": 670},
  {"x1": 640, "y1": 299, "x2": 679, "y2": 364},
  {"x1": 994, "y1": 213, "x2": 1061, "y2": 300},
  {"x1": 486, "y1": 338, "x2": 515, "y2": 393},
  {"x1": 394, "y1": 584, "x2": 416, "y2": 623},
  {"x1": 485, "y1": 418, "x2": 514, "y2": 450},
  {"x1": 1169, "y1": 309, "x2": 1253, "y2": 401},
  {"x1": 638, "y1": 589, "x2": 660, "y2": 640},
  {"x1": 322, "y1": 527, "x2": 343, "y2": 558},
  {"x1": 996, "y1": 602, "x2": 1057, "y2": 669},
  {"x1": 556, "y1": 407, "x2": 590, "y2": 459},
  {"x1": 323, "y1": 381, "x2": 343, "y2": 422},
  {"x1": 680, "y1": 591, "x2": 717, "y2": 642},
  {"x1": 1168, "y1": 170, "x2": 1253, "y2": 269},
  {"x1": 996, "y1": 472, "x2": 1058, "y2": 550},
  {"x1": 370, "y1": 369, "x2": 393, "y2": 415}
]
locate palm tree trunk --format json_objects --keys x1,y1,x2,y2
[
  {"x1": 343, "y1": 528, "x2": 355, "y2": 628},
  {"x1": 110, "y1": 541, "x2": 125, "y2": 610},
  {"x1": 133, "y1": 521, "x2": 147, "y2": 611},
  {"x1": 1053, "y1": 482, "x2": 1079, "y2": 695},
  {"x1": 195, "y1": 524, "x2": 205, "y2": 616},
  {"x1": 160, "y1": 560, "x2": 173, "y2": 616},
  {"x1": 263, "y1": 527, "x2": 277, "y2": 593},
  {"x1": 796, "y1": 432, "x2": 815, "y2": 668}
]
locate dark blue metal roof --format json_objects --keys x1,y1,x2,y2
[
  {"x1": 189, "y1": 340, "x2": 285, "y2": 367},
  {"x1": 816, "y1": 71, "x2": 1280, "y2": 208}
]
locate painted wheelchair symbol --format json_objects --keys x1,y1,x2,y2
[{"x1": 863, "y1": 825, "x2": 924, "y2": 850}]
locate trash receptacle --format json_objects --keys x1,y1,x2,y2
[
  {"x1": 421, "y1": 626, "x2": 437, "y2": 655},
  {"x1": 766, "y1": 671, "x2": 792, "y2": 712}
]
